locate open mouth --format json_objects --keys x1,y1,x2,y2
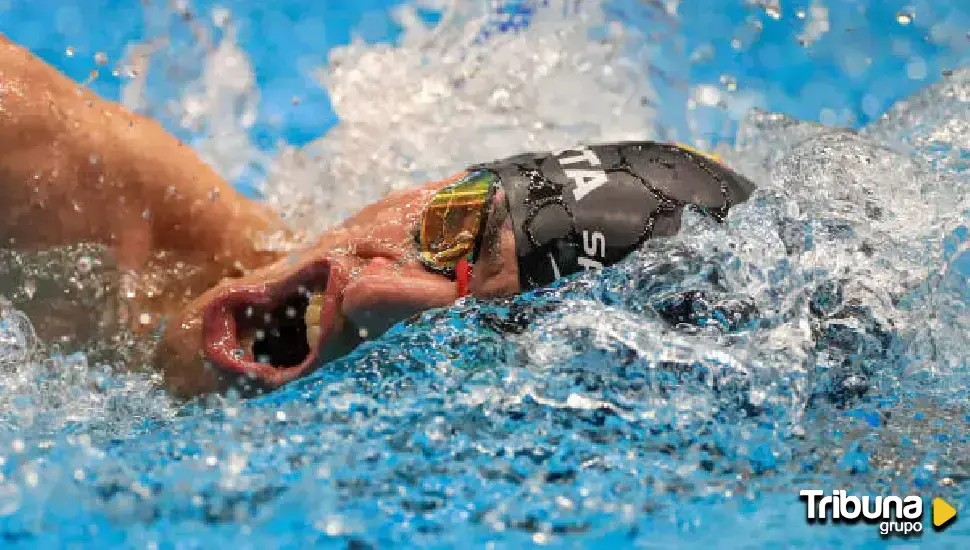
[{"x1": 202, "y1": 259, "x2": 349, "y2": 388}]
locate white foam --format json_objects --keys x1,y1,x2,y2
[{"x1": 263, "y1": 0, "x2": 660, "y2": 233}]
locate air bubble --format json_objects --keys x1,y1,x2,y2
[
  {"x1": 94, "y1": 52, "x2": 108, "y2": 65},
  {"x1": 22, "y1": 279, "x2": 36, "y2": 299},
  {"x1": 896, "y1": 12, "x2": 913, "y2": 26}
]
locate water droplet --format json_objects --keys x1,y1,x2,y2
[
  {"x1": 796, "y1": 9, "x2": 806, "y2": 19},
  {"x1": 94, "y1": 52, "x2": 108, "y2": 65},
  {"x1": 212, "y1": 7, "x2": 231, "y2": 28},
  {"x1": 138, "y1": 313, "x2": 153, "y2": 326},
  {"x1": 77, "y1": 256, "x2": 92, "y2": 273},
  {"x1": 88, "y1": 153, "x2": 100, "y2": 165},
  {"x1": 285, "y1": 306, "x2": 297, "y2": 319},
  {"x1": 65, "y1": 46, "x2": 75, "y2": 57},
  {"x1": 765, "y1": 5, "x2": 781, "y2": 20},
  {"x1": 0, "y1": 307, "x2": 37, "y2": 365},
  {"x1": 358, "y1": 327, "x2": 369, "y2": 339},
  {"x1": 142, "y1": 209, "x2": 151, "y2": 220},
  {"x1": 231, "y1": 348, "x2": 245, "y2": 360},
  {"x1": 207, "y1": 187, "x2": 221, "y2": 201},
  {"x1": 896, "y1": 12, "x2": 913, "y2": 26}
]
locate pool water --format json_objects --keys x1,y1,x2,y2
[{"x1": 0, "y1": 0, "x2": 969, "y2": 547}]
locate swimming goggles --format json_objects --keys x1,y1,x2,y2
[{"x1": 416, "y1": 170, "x2": 500, "y2": 297}]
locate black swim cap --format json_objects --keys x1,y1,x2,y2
[{"x1": 470, "y1": 141, "x2": 756, "y2": 290}]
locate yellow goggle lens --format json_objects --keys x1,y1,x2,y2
[{"x1": 418, "y1": 171, "x2": 497, "y2": 272}]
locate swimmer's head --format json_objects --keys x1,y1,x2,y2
[
  {"x1": 472, "y1": 141, "x2": 755, "y2": 289},
  {"x1": 156, "y1": 174, "x2": 521, "y2": 397},
  {"x1": 157, "y1": 142, "x2": 755, "y2": 397}
]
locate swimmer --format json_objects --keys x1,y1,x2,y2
[{"x1": 0, "y1": 35, "x2": 755, "y2": 397}]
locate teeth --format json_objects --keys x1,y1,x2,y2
[
  {"x1": 239, "y1": 332, "x2": 255, "y2": 358},
  {"x1": 304, "y1": 291, "x2": 326, "y2": 348},
  {"x1": 306, "y1": 326, "x2": 321, "y2": 348}
]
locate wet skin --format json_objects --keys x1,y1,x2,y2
[
  {"x1": 158, "y1": 179, "x2": 522, "y2": 397},
  {"x1": 0, "y1": 34, "x2": 520, "y2": 397}
]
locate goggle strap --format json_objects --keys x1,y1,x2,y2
[{"x1": 467, "y1": 178, "x2": 499, "y2": 265}]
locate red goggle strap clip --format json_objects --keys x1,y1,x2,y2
[{"x1": 456, "y1": 258, "x2": 472, "y2": 298}]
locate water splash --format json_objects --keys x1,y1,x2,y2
[
  {"x1": 0, "y1": 0, "x2": 968, "y2": 547},
  {"x1": 0, "y1": 300, "x2": 35, "y2": 367},
  {"x1": 263, "y1": 0, "x2": 663, "y2": 234}
]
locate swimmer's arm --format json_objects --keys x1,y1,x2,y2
[{"x1": 0, "y1": 34, "x2": 286, "y2": 275}]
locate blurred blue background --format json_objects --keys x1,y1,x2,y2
[{"x1": 2, "y1": 0, "x2": 968, "y2": 151}]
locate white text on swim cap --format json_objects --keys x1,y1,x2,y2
[
  {"x1": 578, "y1": 230, "x2": 606, "y2": 270},
  {"x1": 558, "y1": 148, "x2": 609, "y2": 201}
]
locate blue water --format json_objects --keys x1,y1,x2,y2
[{"x1": 1, "y1": 0, "x2": 969, "y2": 548}]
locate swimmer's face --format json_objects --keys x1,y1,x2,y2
[{"x1": 157, "y1": 175, "x2": 520, "y2": 397}]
